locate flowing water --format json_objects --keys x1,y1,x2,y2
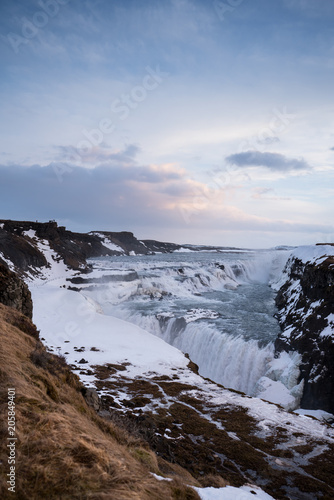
[{"x1": 82, "y1": 249, "x2": 294, "y2": 400}]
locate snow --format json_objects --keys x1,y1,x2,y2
[
  {"x1": 89, "y1": 232, "x2": 124, "y2": 253},
  {"x1": 173, "y1": 247, "x2": 197, "y2": 253},
  {"x1": 32, "y1": 238, "x2": 74, "y2": 282},
  {"x1": 26, "y1": 266, "x2": 334, "y2": 500},
  {"x1": 23, "y1": 229, "x2": 37, "y2": 239},
  {"x1": 151, "y1": 476, "x2": 276, "y2": 499},
  {"x1": 30, "y1": 275, "x2": 334, "y2": 436},
  {"x1": 320, "y1": 313, "x2": 334, "y2": 337},
  {"x1": 31, "y1": 284, "x2": 189, "y2": 381},
  {"x1": 290, "y1": 244, "x2": 334, "y2": 265},
  {"x1": 270, "y1": 245, "x2": 334, "y2": 293},
  {"x1": 101, "y1": 240, "x2": 124, "y2": 253},
  {"x1": 294, "y1": 408, "x2": 334, "y2": 421},
  {"x1": 254, "y1": 377, "x2": 302, "y2": 411},
  {"x1": 194, "y1": 485, "x2": 276, "y2": 500},
  {"x1": 256, "y1": 351, "x2": 303, "y2": 410},
  {"x1": 0, "y1": 251, "x2": 16, "y2": 271},
  {"x1": 0, "y1": 223, "x2": 4, "y2": 229},
  {"x1": 151, "y1": 475, "x2": 276, "y2": 498}
]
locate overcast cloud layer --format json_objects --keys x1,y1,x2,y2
[{"x1": 0, "y1": 0, "x2": 333, "y2": 247}]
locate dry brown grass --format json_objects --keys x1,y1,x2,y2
[{"x1": 0, "y1": 303, "x2": 200, "y2": 500}]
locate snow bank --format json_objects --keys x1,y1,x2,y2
[
  {"x1": 89, "y1": 232, "x2": 124, "y2": 253},
  {"x1": 291, "y1": 244, "x2": 334, "y2": 265},
  {"x1": 254, "y1": 351, "x2": 304, "y2": 410},
  {"x1": 195, "y1": 484, "x2": 276, "y2": 500},
  {"x1": 31, "y1": 284, "x2": 189, "y2": 382}
]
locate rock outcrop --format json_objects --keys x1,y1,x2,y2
[
  {"x1": 274, "y1": 247, "x2": 334, "y2": 413},
  {"x1": 0, "y1": 220, "x2": 185, "y2": 275},
  {"x1": 0, "y1": 263, "x2": 33, "y2": 318}
]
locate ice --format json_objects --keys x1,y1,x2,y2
[
  {"x1": 184, "y1": 308, "x2": 220, "y2": 323},
  {"x1": 254, "y1": 351, "x2": 304, "y2": 410}
]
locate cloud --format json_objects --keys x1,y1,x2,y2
[
  {"x1": 0, "y1": 160, "x2": 201, "y2": 232},
  {"x1": 55, "y1": 144, "x2": 140, "y2": 166},
  {"x1": 251, "y1": 187, "x2": 291, "y2": 201},
  {"x1": 257, "y1": 136, "x2": 280, "y2": 146},
  {"x1": 225, "y1": 151, "x2": 310, "y2": 171},
  {"x1": 0, "y1": 159, "x2": 332, "y2": 248}
]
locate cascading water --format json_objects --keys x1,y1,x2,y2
[{"x1": 81, "y1": 249, "x2": 303, "y2": 409}]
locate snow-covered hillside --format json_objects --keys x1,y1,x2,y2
[
  {"x1": 1, "y1": 221, "x2": 334, "y2": 497},
  {"x1": 29, "y1": 271, "x2": 334, "y2": 499}
]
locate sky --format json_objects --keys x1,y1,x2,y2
[{"x1": 0, "y1": 0, "x2": 334, "y2": 248}]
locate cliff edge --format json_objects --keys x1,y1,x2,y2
[{"x1": 274, "y1": 245, "x2": 334, "y2": 413}]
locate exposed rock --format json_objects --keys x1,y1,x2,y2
[
  {"x1": 275, "y1": 254, "x2": 334, "y2": 413},
  {"x1": 0, "y1": 220, "x2": 189, "y2": 276},
  {"x1": 0, "y1": 219, "x2": 244, "y2": 278},
  {"x1": 0, "y1": 227, "x2": 48, "y2": 270},
  {"x1": 142, "y1": 239, "x2": 181, "y2": 253},
  {"x1": 82, "y1": 387, "x2": 101, "y2": 411},
  {"x1": 0, "y1": 263, "x2": 33, "y2": 318},
  {"x1": 68, "y1": 271, "x2": 139, "y2": 285}
]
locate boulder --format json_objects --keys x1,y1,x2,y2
[{"x1": 0, "y1": 263, "x2": 33, "y2": 319}]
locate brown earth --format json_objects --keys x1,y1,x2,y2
[{"x1": 0, "y1": 303, "x2": 201, "y2": 500}]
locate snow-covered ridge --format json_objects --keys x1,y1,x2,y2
[{"x1": 290, "y1": 243, "x2": 334, "y2": 264}]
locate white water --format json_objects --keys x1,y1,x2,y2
[{"x1": 82, "y1": 249, "x2": 302, "y2": 408}]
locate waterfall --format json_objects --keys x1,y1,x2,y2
[
  {"x1": 83, "y1": 249, "x2": 301, "y2": 406},
  {"x1": 162, "y1": 319, "x2": 274, "y2": 395}
]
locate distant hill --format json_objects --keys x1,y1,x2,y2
[{"x1": 0, "y1": 219, "x2": 244, "y2": 276}]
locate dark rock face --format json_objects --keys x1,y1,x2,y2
[
  {"x1": 142, "y1": 239, "x2": 181, "y2": 253},
  {"x1": 0, "y1": 220, "x2": 187, "y2": 276},
  {"x1": 275, "y1": 255, "x2": 334, "y2": 413},
  {"x1": 0, "y1": 220, "x2": 118, "y2": 271},
  {"x1": 0, "y1": 264, "x2": 33, "y2": 319},
  {"x1": 100, "y1": 231, "x2": 152, "y2": 254},
  {"x1": 0, "y1": 228, "x2": 48, "y2": 270}
]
